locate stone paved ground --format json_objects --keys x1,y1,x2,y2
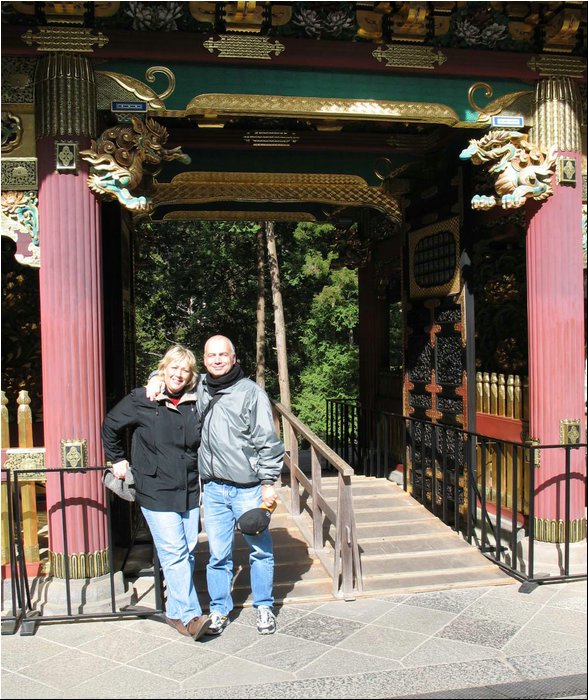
[{"x1": 1, "y1": 578, "x2": 585, "y2": 699}]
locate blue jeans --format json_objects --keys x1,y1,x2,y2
[
  {"x1": 203, "y1": 480, "x2": 274, "y2": 615},
  {"x1": 141, "y1": 506, "x2": 203, "y2": 624}
]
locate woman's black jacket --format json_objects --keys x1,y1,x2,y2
[{"x1": 102, "y1": 387, "x2": 200, "y2": 512}]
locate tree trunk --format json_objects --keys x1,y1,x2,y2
[
  {"x1": 265, "y1": 221, "x2": 291, "y2": 450},
  {"x1": 255, "y1": 225, "x2": 266, "y2": 388}
]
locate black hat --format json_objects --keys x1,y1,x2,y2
[
  {"x1": 102, "y1": 468, "x2": 136, "y2": 502},
  {"x1": 237, "y1": 506, "x2": 272, "y2": 536}
]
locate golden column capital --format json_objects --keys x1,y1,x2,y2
[
  {"x1": 34, "y1": 53, "x2": 97, "y2": 139},
  {"x1": 530, "y1": 76, "x2": 583, "y2": 154}
]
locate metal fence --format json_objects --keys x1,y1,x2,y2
[
  {"x1": 326, "y1": 399, "x2": 587, "y2": 585},
  {"x1": 1, "y1": 465, "x2": 164, "y2": 636}
]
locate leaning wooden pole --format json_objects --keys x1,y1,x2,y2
[
  {"x1": 265, "y1": 221, "x2": 291, "y2": 450},
  {"x1": 256, "y1": 225, "x2": 266, "y2": 389}
]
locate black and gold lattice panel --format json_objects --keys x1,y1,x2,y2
[{"x1": 409, "y1": 218, "x2": 460, "y2": 298}]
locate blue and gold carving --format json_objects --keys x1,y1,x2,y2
[
  {"x1": 79, "y1": 116, "x2": 191, "y2": 212},
  {"x1": 460, "y1": 130, "x2": 557, "y2": 209},
  {"x1": 1, "y1": 189, "x2": 40, "y2": 268}
]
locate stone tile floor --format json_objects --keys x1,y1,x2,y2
[{"x1": 1, "y1": 578, "x2": 586, "y2": 699}]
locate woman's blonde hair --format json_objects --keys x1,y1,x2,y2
[{"x1": 157, "y1": 344, "x2": 198, "y2": 391}]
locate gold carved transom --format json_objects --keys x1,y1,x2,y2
[{"x1": 148, "y1": 171, "x2": 401, "y2": 223}]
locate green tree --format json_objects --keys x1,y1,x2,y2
[
  {"x1": 278, "y1": 223, "x2": 359, "y2": 436},
  {"x1": 134, "y1": 219, "x2": 359, "y2": 435},
  {"x1": 134, "y1": 220, "x2": 261, "y2": 381}
]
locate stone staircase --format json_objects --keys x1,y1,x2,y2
[
  {"x1": 194, "y1": 496, "x2": 334, "y2": 609},
  {"x1": 193, "y1": 473, "x2": 514, "y2": 609}
]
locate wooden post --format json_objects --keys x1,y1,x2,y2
[
  {"x1": 36, "y1": 53, "x2": 109, "y2": 578},
  {"x1": 498, "y1": 374, "x2": 506, "y2": 416},
  {"x1": 1, "y1": 391, "x2": 11, "y2": 567},
  {"x1": 1, "y1": 390, "x2": 9, "y2": 449},
  {"x1": 482, "y1": 372, "x2": 490, "y2": 413},
  {"x1": 17, "y1": 391, "x2": 40, "y2": 565},
  {"x1": 506, "y1": 375, "x2": 515, "y2": 418},
  {"x1": 490, "y1": 372, "x2": 498, "y2": 415},
  {"x1": 475, "y1": 372, "x2": 482, "y2": 412}
]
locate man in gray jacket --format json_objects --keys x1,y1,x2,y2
[{"x1": 198, "y1": 335, "x2": 284, "y2": 635}]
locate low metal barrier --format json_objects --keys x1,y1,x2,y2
[{"x1": 1, "y1": 465, "x2": 164, "y2": 636}]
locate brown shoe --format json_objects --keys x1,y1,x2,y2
[
  {"x1": 186, "y1": 615, "x2": 212, "y2": 640},
  {"x1": 165, "y1": 616, "x2": 190, "y2": 637}
]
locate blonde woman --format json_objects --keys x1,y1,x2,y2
[{"x1": 102, "y1": 345, "x2": 211, "y2": 640}]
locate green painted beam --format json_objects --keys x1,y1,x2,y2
[{"x1": 98, "y1": 60, "x2": 532, "y2": 121}]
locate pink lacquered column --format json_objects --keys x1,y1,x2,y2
[
  {"x1": 36, "y1": 54, "x2": 109, "y2": 577},
  {"x1": 526, "y1": 77, "x2": 586, "y2": 543}
]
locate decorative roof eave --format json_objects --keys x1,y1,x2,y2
[{"x1": 145, "y1": 171, "x2": 402, "y2": 224}]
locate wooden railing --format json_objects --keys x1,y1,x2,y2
[
  {"x1": 475, "y1": 372, "x2": 530, "y2": 515},
  {"x1": 475, "y1": 371, "x2": 528, "y2": 422},
  {"x1": 1, "y1": 390, "x2": 46, "y2": 576},
  {"x1": 272, "y1": 402, "x2": 362, "y2": 600}
]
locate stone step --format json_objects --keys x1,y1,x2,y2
[
  {"x1": 358, "y1": 536, "x2": 475, "y2": 556},
  {"x1": 353, "y1": 519, "x2": 451, "y2": 538},
  {"x1": 360, "y1": 546, "x2": 494, "y2": 575},
  {"x1": 150, "y1": 473, "x2": 515, "y2": 609},
  {"x1": 360, "y1": 564, "x2": 514, "y2": 596},
  {"x1": 190, "y1": 497, "x2": 334, "y2": 606},
  {"x1": 275, "y1": 472, "x2": 512, "y2": 601}
]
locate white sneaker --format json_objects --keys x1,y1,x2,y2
[
  {"x1": 205, "y1": 611, "x2": 229, "y2": 636},
  {"x1": 256, "y1": 606, "x2": 276, "y2": 635}
]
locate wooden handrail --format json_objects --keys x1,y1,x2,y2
[{"x1": 272, "y1": 401, "x2": 362, "y2": 599}]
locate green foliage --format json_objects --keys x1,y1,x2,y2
[
  {"x1": 294, "y1": 344, "x2": 359, "y2": 436},
  {"x1": 134, "y1": 219, "x2": 359, "y2": 434},
  {"x1": 278, "y1": 222, "x2": 359, "y2": 436},
  {"x1": 134, "y1": 220, "x2": 261, "y2": 381}
]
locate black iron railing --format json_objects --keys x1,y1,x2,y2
[
  {"x1": 1, "y1": 466, "x2": 164, "y2": 636},
  {"x1": 326, "y1": 399, "x2": 587, "y2": 585}
]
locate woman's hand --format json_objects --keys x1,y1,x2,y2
[
  {"x1": 146, "y1": 376, "x2": 165, "y2": 401},
  {"x1": 112, "y1": 459, "x2": 130, "y2": 479}
]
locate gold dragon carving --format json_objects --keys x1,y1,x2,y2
[
  {"x1": 459, "y1": 130, "x2": 557, "y2": 210},
  {"x1": 79, "y1": 116, "x2": 191, "y2": 213}
]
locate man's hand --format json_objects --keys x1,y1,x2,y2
[
  {"x1": 112, "y1": 459, "x2": 130, "y2": 479},
  {"x1": 261, "y1": 483, "x2": 278, "y2": 508},
  {"x1": 146, "y1": 375, "x2": 164, "y2": 401}
]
